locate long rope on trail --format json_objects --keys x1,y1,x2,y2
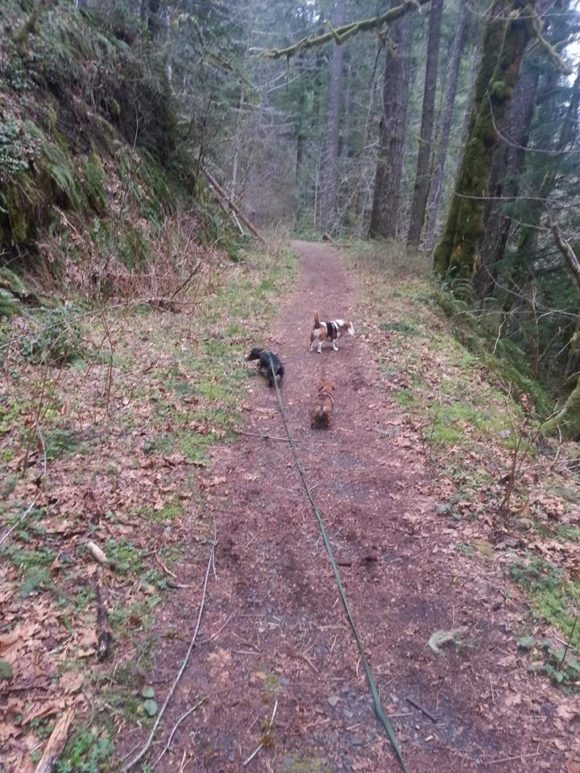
[{"x1": 268, "y1": 357, "x2": 408, "y2": 773}]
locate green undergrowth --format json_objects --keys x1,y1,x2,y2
[
  {"x1": 511, "y1": 557, "x2": 580, "y2": 653},
  {"x1": 0, "y1": 1, "x2": 236, "y2": 297},
  {"x1": 0, "y1": 244, "x2": 296, "y2": 769},
  {"x1": 350, "y1": 240, "x2": 579, "y2": 666}
]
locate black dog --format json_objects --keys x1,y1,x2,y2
[{"x1": 246, "y1": 348, "x2": 284, "y2": 387}]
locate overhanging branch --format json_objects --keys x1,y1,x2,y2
[{"x1": 261, "y1": 0, "x2": 430, "y2": 60}]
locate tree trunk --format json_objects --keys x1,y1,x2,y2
[
  {"x1": 320, "y1": 0, "x2": 347, "y2": 231},
  {"x1": 433, "y1": 0, "x2": 536, "y2": 279},
  {"x1": 473, "y1": 67, "x2": 540, "y2": 296},
  {"x1": 369, "y1": 6, "x2": 411, "y2": 239},
  {"x1": 407, "y1": 0, "x2": 444, "y2": 246},
  {"x1": 423, "y1": 0, "x2": 467, "y2": 252}
]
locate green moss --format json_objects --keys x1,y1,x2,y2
[
  {"x1": 393, "y1": 388, "x2": 416, "y2": 407},
  {"x1": 434, "y1": 5, "x2": 533, "y2": 277},
  {"x1": 511, "y1": 557, "x2": 580, "y2": 649}
]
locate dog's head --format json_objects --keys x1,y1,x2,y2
[
  {"x1": 341, "y1": 320, "x2": 355, "y2": 337},
  {"x1": 246, "y1": 347, "x2": 263, "y2": 361},
  {"x1": 318, "y1": 381, "x2": 336, "y2": 397}
]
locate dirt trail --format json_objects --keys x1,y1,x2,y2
[{"x1": 122, "y1": 242, "x2": 571, "y2": 772}]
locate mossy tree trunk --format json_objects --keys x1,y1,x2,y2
[
  {"x1": 433, "y1": 0, "x2": 535, "y2": 279},
  {"x1": 473, "y1": 66, "x2": 539, "y2": 297}
]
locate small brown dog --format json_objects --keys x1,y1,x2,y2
[{"x1": 311, "y1": 382, "x2": 336, "y2": 429}]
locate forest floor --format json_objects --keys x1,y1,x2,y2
[{"x1": 1, "y1": 241, "x2": 578, "y2": 772}]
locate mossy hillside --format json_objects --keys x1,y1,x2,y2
[{"x1": 0, "y1": 1, "x2": 233, "y2": 292}]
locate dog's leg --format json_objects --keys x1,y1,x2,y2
[
  {"x1": 317, "y1": 342, "x2": 322, "y2": 354},
  {"x1": 332, "y1": 341, "x2": 339, "y2": 351}
]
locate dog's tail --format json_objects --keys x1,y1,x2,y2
[{"x1": 314, "y1": 311, "x2": 320, "y2": 329}]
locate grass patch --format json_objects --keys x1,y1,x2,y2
[
  {"x1": 511, "y1": 557, "x2": 580, "y2": 650},
  {"x1": 380, "y1": 320, "x2": 421, "y2": 336},
  {"x1": 55, "y1": 725, "x2": 114, "y2": 773}
]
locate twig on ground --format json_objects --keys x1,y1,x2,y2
[
  {"x1": 198, "y1": 613, "x2": 235, "y2": 645},
  {"x1": 233, "y1": 429, "x2": 298, "y2": 443},
  {"x1": 152, "y1": 698, "x2": 206, "y2": 768},
  {"x1": 486, "y1": 751, "x2": 541, "y2": 765},
  {"x1": 406, "y1": 697, "x2": 438, "y2": 723},
  {"x1": 155, "y1": 551, "x2": 177, "y2": 579},
  {"x1": 121, "y1": 531, "x2": 216, "y2": 771},
  {"x1": 560, "y1": 615, "x2": 578, "y2": 670},
  {"x1": 242, "y1": 699, "x2": 278, "y2": 767},
  {"x1": 36, "y1": 427, "x2": 47, "y2": 481},
  {"x1": 300, "y1": 653, "x2": 318, "y2": 672},
  {"x1": 170, "y1": 261, "x2": 203, "y2": 300},
  {"x1": 0, "y1": 501, "x2": 38, "y2": 546},
  {"x1": 549, "y1": 426, "x2": 563, "y2": 471}
]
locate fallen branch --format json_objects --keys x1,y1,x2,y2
[
  {"x1": 202, "y1": 168, "x2": 266, "y2": 244},
  {"x1": 121, "y1": 532, "x2": 216, "y2": 770},
  {"x1": 35, "y1": 707, "x2": 74, "y2": 773}
]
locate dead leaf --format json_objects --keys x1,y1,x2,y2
[{"x1": 59, "y1": 671, "x2": 84, "y2": 694}]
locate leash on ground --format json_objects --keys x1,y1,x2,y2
[{"x1": 268, "y1": 357, "x2": 407, "y2": 773}]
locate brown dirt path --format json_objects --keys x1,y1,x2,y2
[{"x1": 121, "y1": 242, "x2": 574, "y2": 772}]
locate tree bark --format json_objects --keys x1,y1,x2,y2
[
  {"x1": 433, "y1": 0, "x2": 536, "y2": 279},
  {"x1": 320, "y1": 0, "x2": 348, "y2": 231},
  {"x1": 407, "y1": 0, "x2": 444, "y2": 245},
  {"x1": 473, "y1": 67, "x2": 540, "y2": 295},
  {"x1": 423, "y1": 0, "x2": 467, "y2": 252},
  {"x1": 369, "y1": 8, "x2": 411, "y2": 239}
]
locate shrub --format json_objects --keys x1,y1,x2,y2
[{"x1": 21, "y1": 305, "x2": 84, "y2": 365}]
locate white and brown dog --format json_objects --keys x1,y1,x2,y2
[{"x1": 309, "y1": 312, "x2": 355, "y2": 354}]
